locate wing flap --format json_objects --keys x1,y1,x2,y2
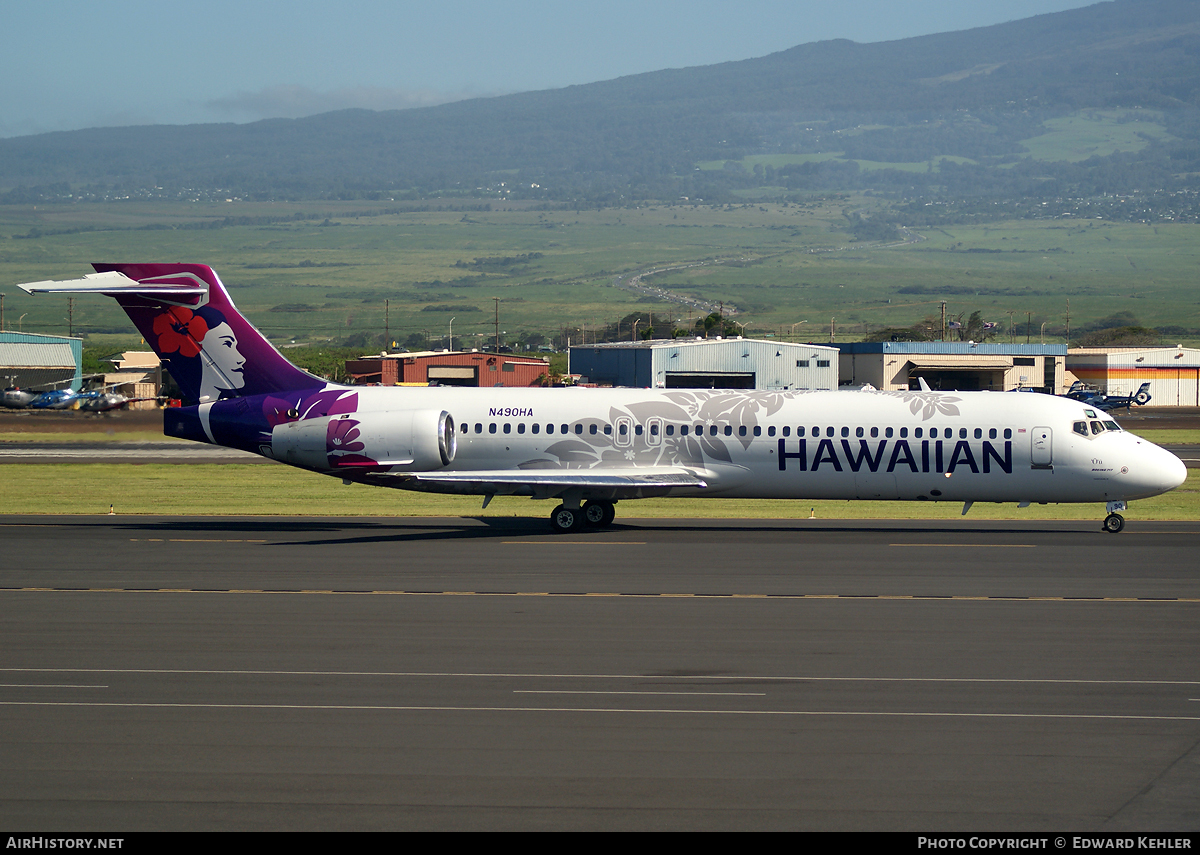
[{"x1": 370, "y1": 467, "x2": 709, "y2": 499}]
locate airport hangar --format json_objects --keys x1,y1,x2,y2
[
  {"x1": 567, "y1": 338, "x2": 839, "y2": 390},
  {"x1": 0, "y1": 331, "x2": 82, "y2": 391},
  {"x1": 837, "y1": 342, "x2": 1068, "y2": 394},
  {"x1": 346, "y1": 350, "x2": 551, "y2": 387},
  {"x1": 1067, "y1": 346, "x2": 1200, "y2": 407}
]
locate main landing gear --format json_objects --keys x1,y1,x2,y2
[
  {"x1": 1103, "y1": 500, "x2": 1127, "y2": 534},
  {"x1": 549, "y1": 500, "x2": 616, "y2": 533}
]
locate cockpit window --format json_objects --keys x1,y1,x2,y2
[
  {"x1": 1073, "y1": 421, "x2": 1088, "y2": 437},
  {"x1": 1103, "y1": 421, "x2": 1121, "y2": 431},
  {"x1": 1090, "y1": 421, "x2": 1105, "y2": 435}
]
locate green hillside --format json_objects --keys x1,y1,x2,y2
[{"x1": 2, "y1": 0, "x2": 1200, "y2": 210}]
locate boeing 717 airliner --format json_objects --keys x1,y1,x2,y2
[{"x1": 17, "y1": 264, "x2": 1187, "y2": 533}]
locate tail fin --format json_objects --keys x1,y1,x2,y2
[{"x1": 18, "y1": 264, "x2": 321, "y2": 402}]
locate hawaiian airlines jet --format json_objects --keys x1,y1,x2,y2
[{"x1": 17, "y1": 264, "x2": 1187, "y2": 533}]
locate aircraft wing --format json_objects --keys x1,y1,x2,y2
[{"x1": 375, "y1": 467, "x2": 709, "y2": 500}]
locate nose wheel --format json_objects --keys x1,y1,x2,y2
[{"x1": 1103, "y1": 513, "x2": 1125, "y2": 534}]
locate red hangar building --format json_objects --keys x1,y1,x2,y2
[{"x1": 346, "y1": 351, "x2": 550, "y2": 388}]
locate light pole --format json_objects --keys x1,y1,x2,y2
[
  {"x1": 790, "y1": 321, "x2": 806, "y2": 341},
  {"x1": 449, "y1": 317, "x2": 456, "y2": 352}
]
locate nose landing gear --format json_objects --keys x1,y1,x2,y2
[{"x1": 1103, "y1": 500, "x2": 1127, "y2": 534}]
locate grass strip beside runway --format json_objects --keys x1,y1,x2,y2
[{"x1": 1, "y1": 464, "x2": 1196, "y2": 519}]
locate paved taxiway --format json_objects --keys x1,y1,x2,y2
[{"x1": 2, "y1": 514, "x2": 1198, "y2": 831}]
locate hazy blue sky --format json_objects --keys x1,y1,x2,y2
[{"x1": 1, "y1": 0, "x2": 1099, "y2": 137}]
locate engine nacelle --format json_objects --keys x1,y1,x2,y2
[{"x1": 271, "y1": 409, "x2": 456, "y2": 472}]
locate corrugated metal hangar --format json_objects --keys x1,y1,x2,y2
[
  {"x1": 568, "y1": 338, "x2": 838, "y2": 390},
  {"x1": 1068, "y1": 346, "x2": 1200, "y2": 407},
  {"x1": 837, "y1": 343, "x2": 1067, "y2": 393},
  {"x1": 0, "y1": 332, "x2": 82, "y2": 391}
]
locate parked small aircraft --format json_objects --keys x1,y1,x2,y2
[{"x1": 17, "y1": 264, "x2": 1187, "y2": 533}]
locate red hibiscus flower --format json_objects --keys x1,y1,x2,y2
[{"x1": 152, "y1": 307, "x2": 208, "y2": 358}]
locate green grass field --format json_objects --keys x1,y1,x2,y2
[
  {"x1": 0, "y1": 463, "x2": 1194, "y2": 520},
  {"x1": 2, "y1": 191, "x2": 1199, "y2": 351}
]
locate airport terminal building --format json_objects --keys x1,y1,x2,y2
[
  {"x1": 568, "y1": 338, "x2": 839, "y2": 390},
  {"x1": 836, "y1": 342, "x2": 1067, "y2": 393}
]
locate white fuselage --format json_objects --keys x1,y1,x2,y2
[{"x1": 338, "y1": 385, "x2": 1186, "y2": 505}]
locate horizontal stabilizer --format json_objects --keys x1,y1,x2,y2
[{"x1": 16, "y1": 270, "x2": 204, "y2": 296}]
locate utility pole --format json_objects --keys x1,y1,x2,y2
[
  {"x1": 1026, "y1": 311, "x2": 1032, "y2": 345},
  {"x1": 0, "y1": 292, "x2": 5, "y2": 331},
  {"x1": 384, "y1": 299, "x2": 389, "y2": 350},
  {"x1": 68, "y1": 296, "x2": 74, "y2": 337},
  {"x1": 940, "y1": 301, "x2": 947, "y2": 342},
  {"x1": 829, "y1": 317, "x2": 835, "y2": 344},
  {"x1": 1065, "y1": 298, "x2": 1070, "y2": 345},
  {"x1": 494, "y1": 297, "x2": 500, "y2": 353}
]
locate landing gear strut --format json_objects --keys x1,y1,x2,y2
[{"x1": 1103, "y1": 500, "x2": 1127, "y2": 534}]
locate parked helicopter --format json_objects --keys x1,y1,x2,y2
[{"x1": 1065, "y1": 381, "x2": 1152, "y2": 413}]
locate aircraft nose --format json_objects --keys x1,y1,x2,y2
[
  {"x1": 1162, "y1": 447, "x2": 1188, "y2": 491},
  {"x1": 1141, "y1": 442, "x2": 1188, "y2": 494}
]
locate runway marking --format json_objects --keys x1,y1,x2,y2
[
  {"x1": 2, "y1": 668, "x2": 1198, "y2": 686},
  {"x1": 502, "y1": 541, "x2": 646, "y2": 545},
  {"x1": 1, "y1": 587, "x2": 1198, "y2": 603},
  {"x1": 891, "y1": 543, "x2": 1037, "y2": 548},
  {"x1": 129, "y1": 538, "x2": 267, "y2": 543},
  {"x1": 513, "y1": 690, "x2": 768, "y2": 696},
  {"x1": 1, "y1": 700, "x2": 1198, "y2": 722},
  {"x1": 0, "y1": 684, "x2": 107, "y2": 688}
]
